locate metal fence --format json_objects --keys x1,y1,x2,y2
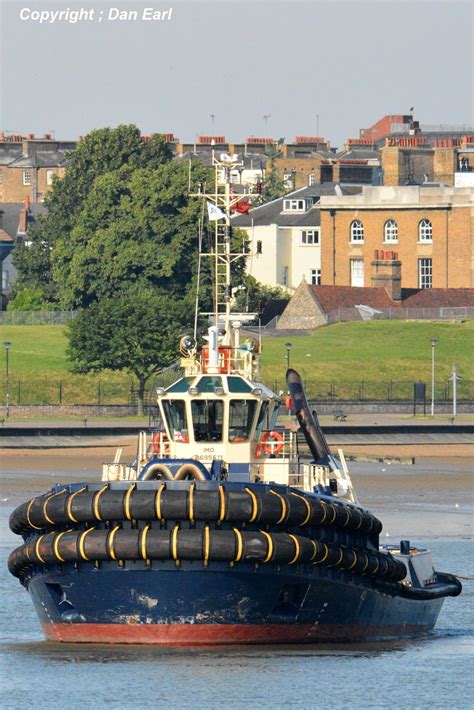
[
  {"x1": 0, "y1": 310, "x2": 76, "y2": 325},
  {"x1": 2, "y1": 377, "x2": 472, "y2": 406}
]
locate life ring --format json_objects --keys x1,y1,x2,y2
[
  {"x1": 261, "y1": 431, "x2": 284, "y2": 456},
  {"x1": 152, "y1": 431, "x2": 169, "y2": 456}
]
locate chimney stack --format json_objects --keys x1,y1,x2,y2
[{"x1": 371, "y1": 250, "x2": 402, "y2": 301}]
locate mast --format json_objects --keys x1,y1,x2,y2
[{"x1": 190, "y1": 152, "x2": 258, "y2": 378}]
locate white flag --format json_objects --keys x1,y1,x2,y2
[{"x1": 207, "y1": 201, "x2": 225, "y2": 221}]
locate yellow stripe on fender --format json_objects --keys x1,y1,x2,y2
[
  {"x1": 172, "y1": 525, "x2": 179, "y2": 562},
  {"x1": 43, "y1": 488, "x2": 67, "y2": 526},
  {"x1": 78, "y1": 527, "x2": 96, "y2": 561},
  {"x1": 260, "y1": 530, "x2": 274, "y2": 563},
  {"x1": 290, "y1": 492, "x2": 311, "y2": 526},
  {"x1": 123, "y1": 483, "x2": 136, "y2": 521},
  {"x1": 35, "y1": 535, "x2": 45, "y2": 563},
  {"x1": 93, "y1": 484, "x2": 109, "y2": 522},
  {"x1": 53, "y1": 531, "x2": 68, "y2": 562},
  {"x1": 244, "y1": 487, "x2": 258, "y2": 522},
  {"x1": 107, "y1": 525, "x2": 120, "y2": 561},
  {"x1": 189, "y1": 482, "x2": 195, "y2": 523},
  {"x1": 155, "y1": 483, "x2": 165, "y2": 521},
  {"x1": 66, "y1": 487, "x2": 86, "y2": 524},
  {"x1": 269, "y1": 489, "x2": 287, "y2": 524},
  {"x1": 233, "y1": 528, "x2": 243, "y2": 562},
  {"x1": 218, "y1": 484, "x2": 226, "y2": 523},
  {"x1": 26, "y1": 498, "x2": 43, "y2": 531},
  {"x1": 203, "y1": 525, "x2": 210, "y2": 565},
  {"x1": 140, "y1": 524, "x2": 150, "y2": 562},
  {"x1": 288, "y1": 534, "x2": 300, "y2": 565}
]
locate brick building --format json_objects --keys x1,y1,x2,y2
[
  {"x1": 0, "y1": 133, "x2": 77, "y2": 204},
  {"x1": 319, "y1": 186, "x2": 474, "y2": 290}
]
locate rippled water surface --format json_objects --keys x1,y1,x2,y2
[{"x1": 1, "y1": 493, "x2": 473, "y2": 709}]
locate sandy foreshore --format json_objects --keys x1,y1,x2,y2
[{"x1": 1, "y1": 438, "x2": 472, "y2": 541}]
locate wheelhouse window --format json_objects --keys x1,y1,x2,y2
[
  {"x1": 255, "y1": 401, "x2": 269, "y2": 434},
  {"x1": 191, "y1": 400, "x2": 224, "y2": 442},
  {"x1": 301, "y1": 229, "x2": 319, "y2": 245},
  {"x1": 418, "y1": 219, "x2": 433, "y2": 242},
  {"x1": 384, "y1": 219, "x2": 398, "y2": 242},
  {"x1": 418, "y1": 258, "x2": 432, "y2": 289},
  {"x1": 162, "y1": 400, "x2": 189, "y2": 442},
  {"x1": 283, "y1": 199, "x2": 305, "y2": 212},
  {"x1": 229, "y1": 399, "x2": 257, "y2": 442},
  {"x1": 350, "y1": 220, "x2": 364, "y2": 242}
]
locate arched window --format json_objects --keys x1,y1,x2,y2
[
  {"x1": 384, "y1": 219, "x2": 398, "y2": 242},
  {"x1": 419, "y1": 219, "x2": 433, "y2": 242},
  {"x1": 350, "y1": 220, "x2": 364, "y2": 242}
]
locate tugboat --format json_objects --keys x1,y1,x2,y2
[{"x1": 8, "y1": 154, "x2": 461, "y2": 644}]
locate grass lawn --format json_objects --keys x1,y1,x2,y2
[{"x1": 1, "y1": 320, "x2": 473, "y2": 403}]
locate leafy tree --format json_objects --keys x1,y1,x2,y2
[
  {"x1": 68, "y1": 287, "x2": 194, "y2": 414},
  {"x1": 7, "y1": 286, "x2": 54, "y2": 311},
  {"x1": 13, "y1": 126, "x2": 172, "y2": 301},
  {"x1": 52, "y1": 160, "x2": 213, "y2": 308},
  {"x1": 234, "y1": 275, "x2": 288, "y2": 315}
]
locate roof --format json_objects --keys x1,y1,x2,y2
[
  {"x1": 308, "y1": 285, "x2": 474, "y2": 311},
  {"x1": 232, "y1": 184, "x2": 363, "y2": 228},
  {"x1": 0, "y1": 229, "x2": 13, "y2": 242},
  {"x1": 0, "y1": 203, "x2": 47, "y2": 238},
  {"x1": 310, "y1": 285, "x2": 394, "y2": 310},
  {"x1": 260, "y1": 299, "x2": 289, "y2": 325}
]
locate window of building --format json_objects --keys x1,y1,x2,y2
[
  {"x1": 283, "y1": 199, "x2": 305, "y2": 211},
  {"x1": 308, "y1": 173, "x2": 316, "y2": 186},
  {"x1": 2, "y1": 270, "x2": 9, "y2": 290},
  {"x1": 301, "y1": 229, "x2": 319, "y2": 245},
  {"x1": 46, "y1": 170, "x2": 54, "y2": 186},
  {"x1": 418, "y1": 258, "x2": 432, "y2": 289},
  {"x1": 350, "y1": 220, "x2": 364, "y2": 242},
  {"x1": 350, "y1": 258, "x2": 364, "y2": 287},
  {"x1": 23, "y1": 170, "x2": 31, "y2": 186},
  {"x1": 418, "y1": 219, "x2": 433, "y2": 242},
  {"x1": 384, "y1": 219, "x2": 398, "y2": 242},
  {"x1": 282, "y1": 266, "x2": 289, "y2": 286},
  {"x1": 310, "y1": 268, "x2": 321, "y2": 285}
]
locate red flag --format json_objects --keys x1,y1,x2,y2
[{"x1": 230, "y1": 199, "x2": 250, "y2": 214}]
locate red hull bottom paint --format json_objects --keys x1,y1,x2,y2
[{"x1": 43, "y1": 622, "x2": 432, "y2": 645}]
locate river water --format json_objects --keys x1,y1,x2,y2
[{"x1": 0, "y1": 465, "x2": 473, "y2": 709}]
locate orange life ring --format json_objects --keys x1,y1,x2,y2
[
  {"x1": 152, "y1": 431, "x2": 170, "y2": 456},
  {"x1": 261, "y1": 430, "x2": 284, "y2": 455}
]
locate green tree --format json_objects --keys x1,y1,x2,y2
[
  {"x1": 13, "y1": 126, "x2": 172, "y2": 301},
  {"x1": 68, "y1": 287, "x2": 194, "y2": 414},
  {"x1": 7, "y1": 286, "x2": 53, "y2": 311},
  {"x1": 234, "y1": 275, "x2": 288, "y2": 315},
  {"x1": 52, "y1": 160, "x2": 212, "y2": 308}
]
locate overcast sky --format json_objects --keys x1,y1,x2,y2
[{"x1": 1, "y1": 0, "x2": 472, "y2": 149}]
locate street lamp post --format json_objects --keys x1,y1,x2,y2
[
  {"x1": 4, "y1": 340, "x2": 12, "y2": 418},
  {"x1": 285, "y1": 342, "x2": 293, "y2": 369},
  {"x1": 431, "y1": 338, "x2": 438, "y2": 417}
]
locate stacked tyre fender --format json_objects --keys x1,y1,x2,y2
[{"x1": 8, "y1": 483, "x2": 407, "y2": 583}]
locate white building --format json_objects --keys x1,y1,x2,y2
[{"x1": 232, "y1": 185, "x2": 362, "y2": 291}]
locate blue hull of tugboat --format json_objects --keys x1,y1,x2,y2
[{"x1": 28, "y1": 562, "x2": 443, "y2": 644}]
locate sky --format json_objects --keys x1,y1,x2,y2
[{"x1": 1, "y1": 0, "x2": 472, "y2": 149}]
